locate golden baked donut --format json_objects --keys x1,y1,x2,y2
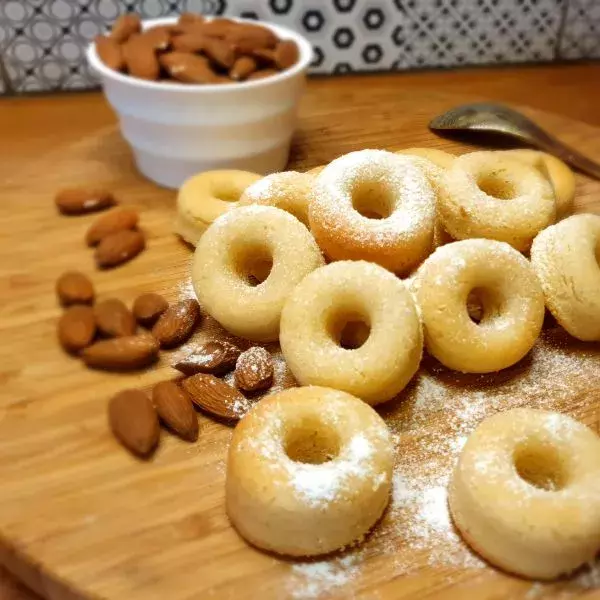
[
  {"x1": 175, "y1": 169, "x2": 261, "y2": 245},
  {"x1": 306, "y1": 164, "x2": 326, "y2": 176},
  {"x1": 192, "y1": 206, "x2": 324, "y2": 342},
  {"x1": 530, "y1": 213, "x2": 600, "y2": 341},
  {"x1": 237, "y1": 171, "x2": 313, "y2": 228},
  {"x1": 226, "y1": 386, "x2": 393, "y2": 556},
  {"x1": 280, "y1": 260, "x2": 423, "y2": 405},
  {"x1": 439, "y1": 151, "x2": 556, "y2": 251},
  {"x1": 449, "y1": 408, "x2": 600, "y2": 579},
  {"x1": 413, "y1": 239, "x2": 544, "y2": 373},
  {"x1": 499, "y1": 149, "x2": 575, "y2": 219},
  {"x1": 309, "y1": 150, "x2": 436, "y2": 274},
  {"x1": 395, "y1": 147, "x2": 456, "y2": 169}
]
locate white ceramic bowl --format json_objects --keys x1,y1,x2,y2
[{"x1": 87, "y1": 17, "x2": 312, "y2": 189}]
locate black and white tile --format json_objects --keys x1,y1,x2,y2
[{"x1": 0, "y1": 0, "x2": 596, "y2": 94}]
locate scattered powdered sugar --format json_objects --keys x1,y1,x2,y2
[{"x1": 288, "y1": 555, "x2": 361, "y2": 599}]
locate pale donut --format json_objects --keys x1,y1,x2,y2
[
  {"x1": 192, "y1": 206, "x2": 324, "y2": 342},
  {"x1": 175, "y1": 169, "x2": 261, "y2": 245},
  {"x1": 309, "y1": 150, "x2": 436, "y2": 274},
  {"x1": 499, "y1": 149, "x2": 575, "y2": 219},
  {"x1": 449, "y1": 408, "x2": 600, "y2": 579},
  {"x1": 439, "y1": 151, "x2": 556, "y2": 251},
  {"x1": 395, "y1": 147, "x2": 456, "y2": 170},
  {"x1": 280, "y1": 261, "x2": 423, "y2": 405},
  {"x1": 413, "y1": 239, "x2": 544, "y2": 373},
  {"x1": 238, "y1": 171, "x2": 313, "y2": 228},
  {"x1": 530, "y1": 213, "x2": 600, "y2": 341},
  {"x1": 226, "y1": 386, "x2": 393, "y2": 556},
  {"x1": 307, "y1": 165, "x2": 326, "y2": 176}
]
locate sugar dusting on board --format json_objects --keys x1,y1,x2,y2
[{"x1": 286, "y1": 327, "x2": 600, "y2": 597}]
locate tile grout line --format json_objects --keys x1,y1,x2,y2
[{"x1": 554, "y1": 0, "x2": 573, "y2": 60}]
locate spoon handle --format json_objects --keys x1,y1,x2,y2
[{"x1": 533, "y1": 135, "x2": 600, "y2": 180}]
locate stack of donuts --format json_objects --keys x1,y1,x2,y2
[{"x1": 180, "y1": 146, "x2": 600, "y2": 579}]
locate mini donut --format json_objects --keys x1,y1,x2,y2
[
  {"x1": 175, "y1": 169, "x2": 261, "y2": 245},
  {"x1": 238, "y1": 171, "x2": 314, "y2": 228},
  {"x1": 530, "y1": 213, "x2": 600, "y2": 341},
  {"x1": 306, "y1": 165, "x2": 326, "y2": 176},
  {"x1": 438, "y1": 151, "x2": 556, "y2": 251},
  {"x1": 413, "y1": 239, "x2": 544, "y2": 373},
  {"x1": 309, "y1": 150, "x2": 436, "y2": 274},
  {"x1": 280, "y1": 260, "x2": 423, "y2": 405},
  {"x1": 395, "y1": 147, "x2": 456, "y2": 170},
  {"x1": 192, "y1": 206, "x2": 324, "y2": 342},
  {"x1": 449, "y1": 408, "x2": 600, "y2": 579},
  {"x1": 499, "y1": 149, "x2": 575, "y2": 219},
  {"x1": 226, "y1": 386, "x2": 393, "y2": 556}
]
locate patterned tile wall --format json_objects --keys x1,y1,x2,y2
[{"x1": 0, "y1": 0, "x2": 597, "y2": 94}]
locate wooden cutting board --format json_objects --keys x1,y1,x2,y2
[{"x1": 1, "y1": 84, "x2": 600, "y2": 600}]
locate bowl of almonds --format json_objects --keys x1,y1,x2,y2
[{"x1": 87, "y1": 13, "x2": 312, "y2": 189}]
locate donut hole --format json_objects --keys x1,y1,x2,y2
[
  {"x1": 513, "y1": 440, "x2": 569, "y2": 491},
  {"x1": 285, "y1": 418, "x2": 341, "y2": 464},
  {"x1": 212, "y1": 182, "x2": 242, "y2": 204},
  {"x1": 466, "y1": 287, "x2": 503, "y2": 325},
  {"x1": 231, "y1": 242, "x2": 273, "y2": 287},
  {"x1": 476, "y1": 171, "x2": 517, "y2": 200},
  {"x1": 326, "y1": 309, "x2": 372, "y2": 350},
  {"x1": 351, "y1": 179, "x2": 394, "y2": 220}
]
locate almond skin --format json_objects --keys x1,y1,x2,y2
[
  {"x1": 58, "y1": 305, "x2": 96, "y2": 354},
  {"x1": 86, "y1": 207, "x2": 139, "y2": 247},
  {"x1": 171, "y1": 32, "x2": 207, "y2": 53},
  {"x1": 152, "y1": 381, "x2": 199, "y2": 442},
  {"x1": 94, "y1": 298, "x2": 137, "y2": 337},
  {"x1": 132, "y1": 293, "x2": 169, "y2": 327},
  {"x1": 178, "y1": 12, "x2": 205, "y2": 26},
  {"x1": 274, "y1": 40, "x2": 299, "y2": 70},
  {"x1": 55, "y1": 188, "x2": 116, "y2": 215},
  {"x1": 226, "y1": 23, "x2": 278, "y2": 53},
  {"x1": 56, "y1": 271, "x2": 94, "y2": 306},
  {"x1": 82, "y1": 335, "x2": 159, "y2": 370},
  {"x1": 234, "y1": 346, "x2": 274, "y2": 392},
  {"x1": 95, "y1": 229, "x2": 145, "y2": 269},
  {"x1": 182, "y1": 374, "x2": 250, "y2": 420},
  {"x1": 110, "y1": 13, "x2": 142, "y2": 44},
  {"x1": 139, "y1": 26, "x2": 172, "y2": 51},
  {"x1": 173, "y1": 340, "x2": 241, "y2": 375},
  {"x1": 123, "y1": 35, "x2": 160, "y2": 80},
  {"x1": 159, "y1": 52, "x2": 219, "y2": 84},
  {"x1": 230, "y1": 56, "x2": 257, "y2": 81},
  {"x1": 203, "y1": 37, "x2": 235, "y2": 69},
  {"x1": 151, "y1": 299, "x2": 200, "y2": 348},
  {"x1": 95, "y1": 35, "x2": 124, "y2": 71},
  {"x1": 108, "y1": 389, "x2": 159, "y2": 458}
]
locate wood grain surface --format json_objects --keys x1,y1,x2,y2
[{"x1": 1, "y1": 66, "x2": 600, "y2": 600}]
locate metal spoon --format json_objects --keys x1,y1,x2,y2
[{"x1": 429, "y1": 102, "x2": 600, "y2": 179}]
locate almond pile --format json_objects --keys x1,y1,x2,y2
[
  {"x1": 54, "y1": 188, "x2": 146, "y2": 269},
  {"x1": 95, "y1": 12, "x2": 299, "y2": 84}
]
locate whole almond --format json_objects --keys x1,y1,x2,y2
[
  {"x1": 55, "y1": 188, "x2": 116, "y2": 215},
  {"x1": 152, "y1": 299, "x2": 200, "y2": 348},
  {"x1": 196, "y1": 19, "x2": 236, "y2": 39},
  {"x1": 123, "y1": 35, "x2": 160, "y2": 80},
  {"x1": 182, "y1": 374, "x2": 250, "y2": 420},
  {"x1": 230, "y1": 56, "x2": 257, "y2": 80},
  {"x1": 174, "y1": 340, "x2": 241, "y2": 375},
  {"x1": 95, "y1": 35, "x2": 124, "y2": 71},
  {"x1": 234, "y1": 346, "x2": 274, "y2": 392},
  {"x1": 159, "y1": 52, "x2": 218, "y2": 84},
  {"x1": 227, "y1": 23, "x2": 277, "y2": 52},
  {"x1": 95, "y1": 298, "x2": 136, "y2": 337},
  {"x1": 203, "y1": 37, "x2": 235, "y2": 68},
  {"x1": 109, "y1": 389, "x2": 159, "y2": 458},
  {"x1": 132, "y1": 293, "x2": 169, "y2": 327},
  {"x1": 152, "y1": 381, "x2": 199, "y2": 442},
  {"x1": 140, "y1": 26, "x2": 172, "y2": 51},
  {"x1": 252, "y1": 48, "x2": 276, "y2": 66},
  {"x1": 110, "y1": 13, "x2": 142, "y2": 43},
  {"x1": 171, "y1": 32, "x2": 207, "y2": 53},
  {"x1": 82, "y1": 335, "x2": 159, "y2": 370},
  {"x1": 95, "y1": 229, "x2": 145, "y2": 269},
  {"x1": 56, "y1": 271, "x2": 94, "y2": 306},
  {"x1": 275, "y1": 40, "x2": 299, "y2": 70},
  {"x1": 247, "y1": 69, "x2": 278, "y2": 81},
  {"x1": 86, "y1": 207, "x2": 139, "y2": 246},
  {"x1": 58, "y1": 305, "x2": 96, "y2": 354}
]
